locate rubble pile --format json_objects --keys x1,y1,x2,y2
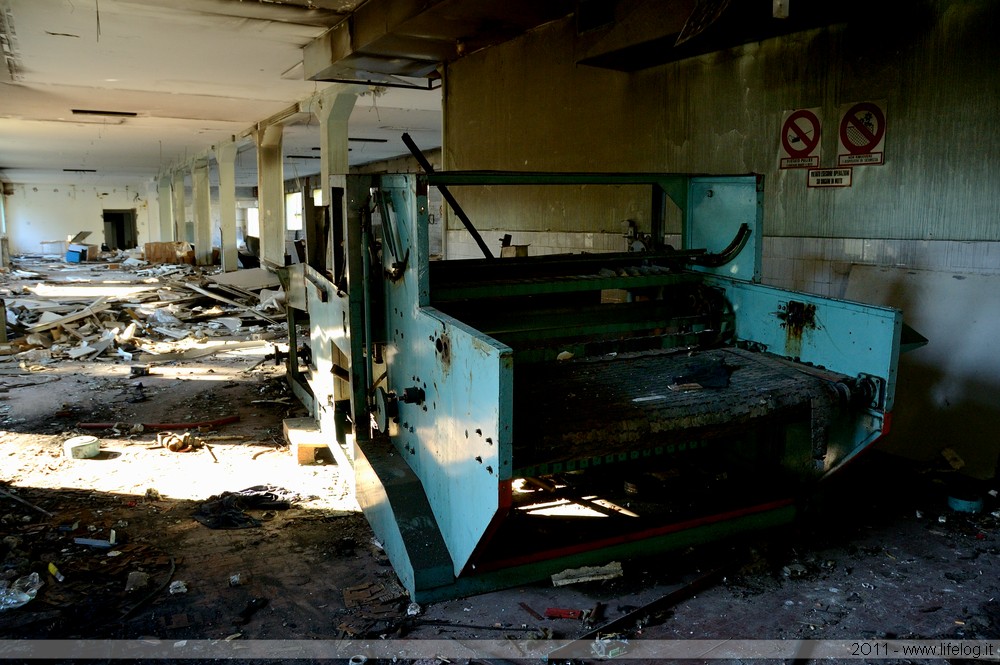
[{"x1": 1, "y1": 255, "x2": 288, "y2": 368}]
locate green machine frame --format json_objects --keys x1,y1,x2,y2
[{"x1": 283, "y1": 171, "x2": 906, "y2": 601}]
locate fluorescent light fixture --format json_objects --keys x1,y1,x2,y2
[{"x1": 71, "y1": 109, "x2": 138, "y2": 117}]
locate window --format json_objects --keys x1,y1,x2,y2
[
  {"x1": 246, "y1": 207, "x2": 259, "y2": 237},
  {"x1": 285, "y1": 191, "x2": 303, "y2": 231},
  {"x1": 312, "y1": 188, "x2": 323, "y2": 207}
]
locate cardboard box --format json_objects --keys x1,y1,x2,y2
[
  {"x1": 67, "y1": 243, "x2": 99, "y2": 261},
  {"x1": 40, "y1": 240, "x2": 68, "y2": 255},
  {"x1": 144, "y1": 241, "x2": 195, "y2": 265}
]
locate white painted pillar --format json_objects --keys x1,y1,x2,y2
[
  {"x1": 315, "y1": 89, "x2": 359, "y2": 206},
  {"x1": 256, "y1": 124, "x2": 285, "y2": 267},
  {"x1": 308, "y1": 87, "x2": 359, "y2": 405},
  {"x1": 215, "y1": 142, "x2": 239, "y2": 272},
  {"x1": 171, "y1": 171, "x2": 186, "y2": 244},
  {"x1": 193, "y1": 159, "x2": 212, "y2": 265},
  {"x1": 154, "y1": 178, "x2": 172, "y2": 242},
  {"x1": 150, "y1": 175, "x2": 174, "y2": 242}
]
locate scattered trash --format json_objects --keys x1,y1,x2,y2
[
  {"x1": 551, "y1": 561, "x2": 623, "y2": 587},
  {"x1": 233, "y1": 597, "x2": 269, "y2": 625},
  {"x1": 0, "y1": 486, "x2": 54, "y2": 517},
  {"x1": 229, "y1": 573, "x2": 248, "y2": 587},
  {"x1": 145, "y1": 488, "x2": 162, "y2": 501},
  {"x1": 256, "y1": 289, "x2": 286, "y2": 313},
  {"x1": 406, "y1": 602, "x2": 421, "y2": 617},
  {"x1": 941, "y1": 447, "x2": 965, "y2": 471},
  {"x1": 556, "y1": 351, "x2": 574, "y2": 361},
  {"x1": 158, "y1": 431, "x2": 204, "y2": 453},
  {"x1": 547, "y1": 565, "x2": 730, "y2": 662},
  {"x1": 545, "y1": 607, "x2": 584, "y2": 619},
  {"x1": 591, "y1": 633, "x2": 629, "y2": 659},
  {"x1": 519, "y1": 601, "x2": 544, "y2": 621},
  {"x1": 125, "y1": 571, "x2": 151, "y2": 593},
  {"x1": 0, "y1": 572, "x2": 43, "y2": 611},
  {"x1": 47, "y1": 563, "x2": 65, "y2": 583},
  {"x1": 782, "y1": 563, "x2": 808, "y2": 579},
  {"x1": 168, "y1": 580, "x2": 188, "y2": 595},
  {"x1": 947, "y1": 494, "x2": 984, "y2": 514},
  {"x1": 938, "y1": 515, "x2": 947, "y2": 524},
  {"x1": 192, "y1": 485, "x2": 301, "y2": 529},
  {"x1": 78, "y1": 415, "x2": 240, "y2": 432},
  {"x1": 63, "y1": 435, "x2": 100, "y2": 459},
  {"x1": 75, "y1": 529, "x2": 117, "y2": 548}
]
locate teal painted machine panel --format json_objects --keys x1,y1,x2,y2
[
  {"x1": 704, "y1": 276, "x2": 903, "y2": 410},
  {"x1": 377, "y1": 176, "x2": 513, "y2": 577},
  {"x1": 683, "y1": 176, "x2": 763, "y2": 282}
]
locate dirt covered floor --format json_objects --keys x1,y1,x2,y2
[{"x1": 2, "y1": 257, "x2": 1000, "y2": 664}]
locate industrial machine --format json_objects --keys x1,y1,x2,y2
[{"x1": 282, "y1": 171, "x2": 909, "y2": 601}]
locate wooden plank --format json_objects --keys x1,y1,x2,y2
[
  {"x1": 181, "y1": 284, "x2": 281, "y2": 325},
  {"x1": 24, "y1": 298, "x2": 110, "y2": 333}
]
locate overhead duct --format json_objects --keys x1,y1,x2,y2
[{"x1": 303, "y1": 0, "x2": 575, "y2": 82}]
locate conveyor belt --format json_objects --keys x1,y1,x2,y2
[{"x1": 513, "y1": 347, "x2": 843, "y2": 475}]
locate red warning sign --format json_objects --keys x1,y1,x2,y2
[
  {"x1": 838, "y1": 101, "x2": 886, "y2": 166},
  {"x1": 779, "y1": 108, "x2": 821, "y2": 169}
]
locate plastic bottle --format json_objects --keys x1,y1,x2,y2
[{"x1": 0, "y1": 572, "x2": 43, "y2": 611}]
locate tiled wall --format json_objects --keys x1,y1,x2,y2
[
  {"x1": 446, "y1": 230, "x2": 1000, "y2": 297},
  {"x1": 761, "y1": 238, "x2": 1000, "y2": 298}
]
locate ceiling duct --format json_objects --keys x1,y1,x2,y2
[{"x1": 303, "y1": 0, "x2": 574, "y2": 83}]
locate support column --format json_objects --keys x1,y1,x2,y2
[
  {"x1": 308, "y1": 87, "x2": 359, "y2": 404},
  {"x1": 215, "y1": 142, "x2": 239, "y2": 272},
  {"x1": 193, "y1": 159, "x2": 212, "y2": 266},
  {"x1": 316, "y1": 89, "x2": 359, "y2": 206},
  {"x1": 171, "y1": 171, "x2": 186, "y2": 244},
  {"x1": 157, "y1": 176, "x2": 174, "y2": 242},
  {"x1": 307, "y1": 86, "x2": 359, "y2": 272},
  {"x1": 256, "y1": 124, "x2": 285, "y2": 267}
]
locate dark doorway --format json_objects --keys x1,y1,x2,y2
[{"x1": 103, "y1": 209, "x2": 138, "y2": 250}]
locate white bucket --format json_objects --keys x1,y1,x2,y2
[{"x1": 63, "y1": 435, "x2": 100, "y2": 459}]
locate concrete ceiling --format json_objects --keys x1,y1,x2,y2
[
  {"x1": 0, "y1": 0, "x2": 444, "y2": 187},
  {"x1": 0, "y1": 0, "x2": 860, "y2": 190}
]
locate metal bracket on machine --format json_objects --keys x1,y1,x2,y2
[{"x1": 689, "y1": 223, "x2": 751, "y2": 267}]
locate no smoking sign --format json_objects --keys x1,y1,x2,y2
[
  {"x1": 838, "y1": 101, "x2": 886, "y2": 166},
  {"x1": 778, "y1": 108, "x2": 821, "y2": 169}
]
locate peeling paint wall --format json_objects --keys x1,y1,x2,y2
[
  {"x1": 443, "y1": 0, "x2": 1000, "y2": 248},
  {"x1": 4, "y1": 184, "x2": 150, "y2": 255}
]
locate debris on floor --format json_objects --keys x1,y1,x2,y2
[
  {"x1": 192, "y1": 486, "x2": 305, "y2": 529},
  {"x1": 551, "y1": 560, "x2": 624, "y2": 587},
  {"x1": 1, "y1": 254, "x2": 287, "y2": 369},
  {"x1": 3, "y1": 252, "x2": 1000, "y2": 655}
]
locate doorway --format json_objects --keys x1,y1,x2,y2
[{"x1": 103, "y1": 209, "x2": 138, "y2": 250}]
